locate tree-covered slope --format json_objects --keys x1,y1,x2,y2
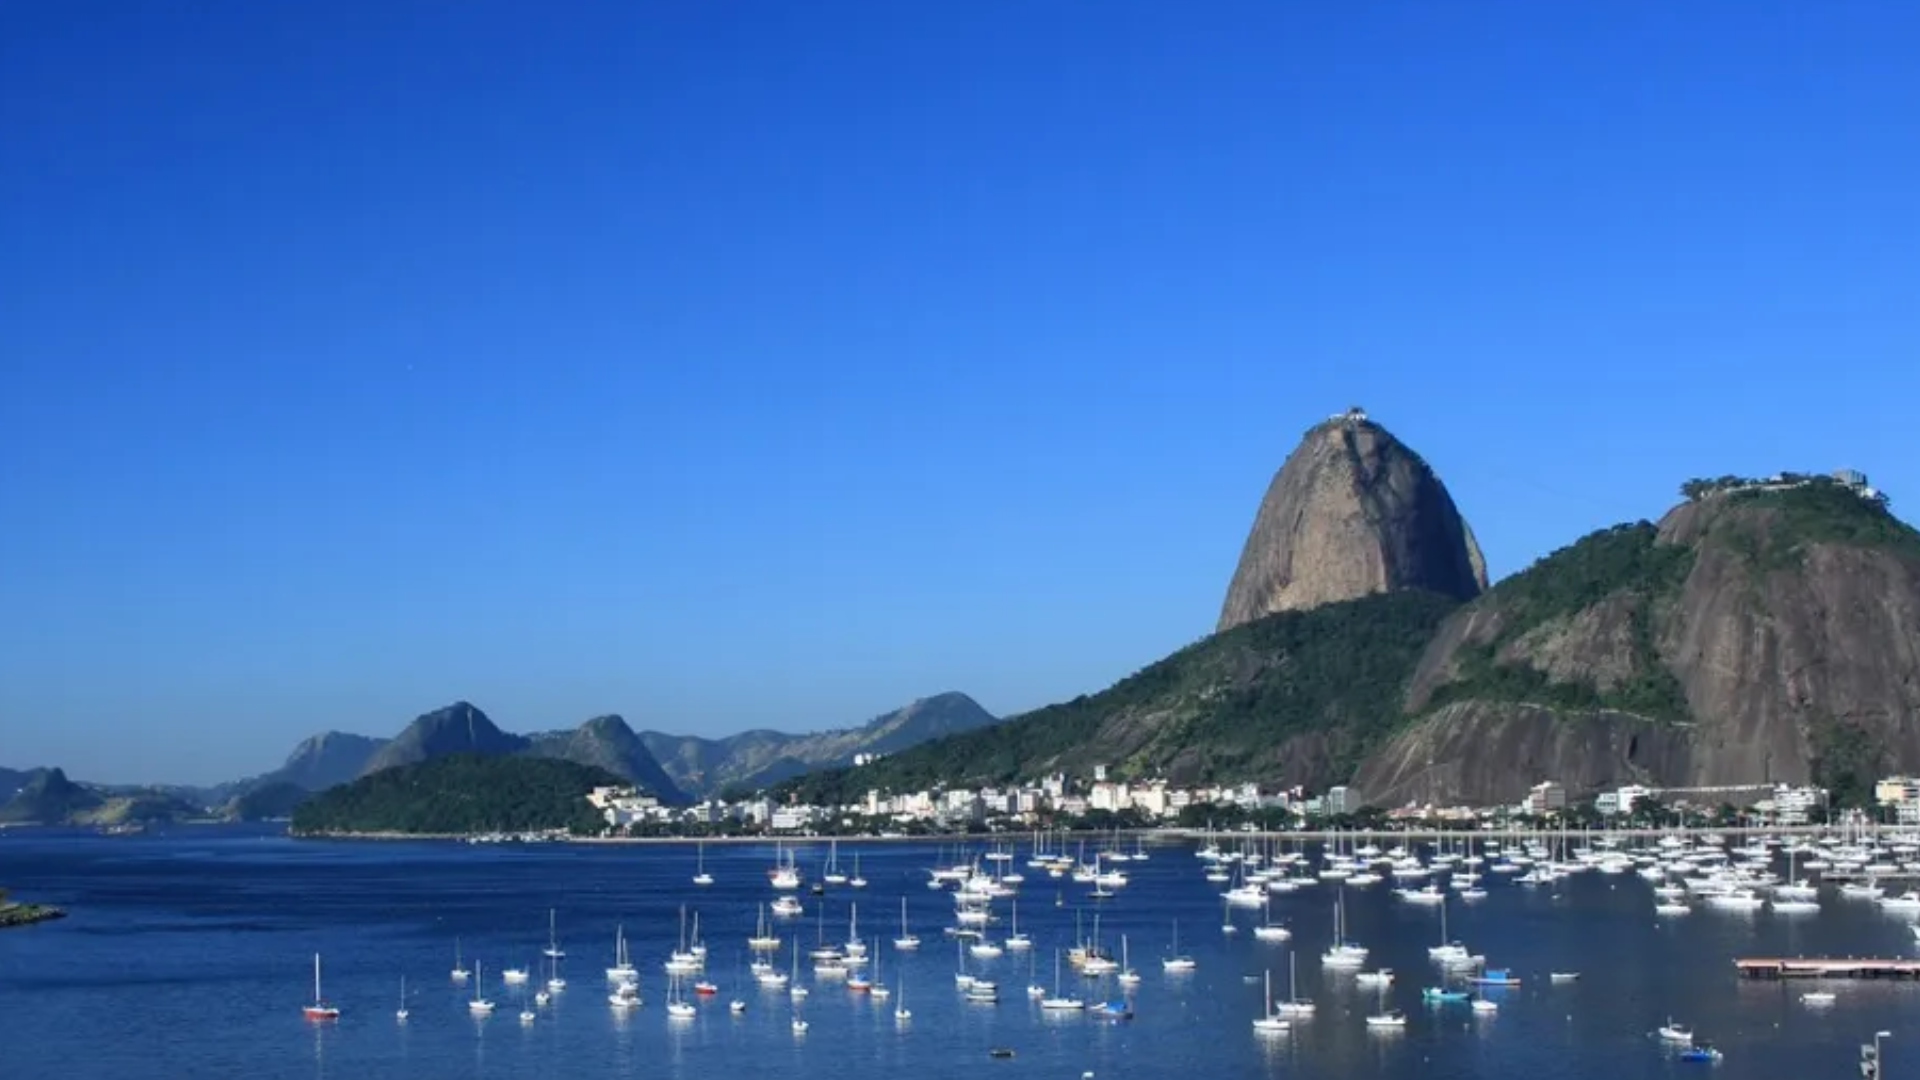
[
  {"x1": 777, "y1": 590, "x2": 1462, "y2": 804},
  {"x1": 290, "y1": 754, "x2": 620, "y2": 835}
]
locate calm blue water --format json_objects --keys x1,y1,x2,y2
[{"x1": 0, "y1": 827, "x2": 1914, "y2": 1080}]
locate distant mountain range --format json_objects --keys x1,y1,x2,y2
[
  {"x1": 0, "y1": 691, "x2": 999, "y2": 824},
  {"x1": 640, "y1": 692, "x2": 998, "y2": 797},
  {"x1": 0, "y1": 767, "x2": 206, "y2": 827}
]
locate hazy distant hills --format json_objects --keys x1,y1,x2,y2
[
  {"x1": 0, "y1": 690, "x2": 993, "y2": 824},
  {"x1": 0, "y1": 767, "x2": 205, "y2": 827},
  {"x1": 639, "y1": 691, "x2": 998, "y2": 798},
  {"x1": 274, "y1": 732, "x2": 389, "y2": 791}
]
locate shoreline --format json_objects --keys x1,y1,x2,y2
[
  {"x1": 0, "y1": 903, "x2": 67, "y2": 929},
  {"x1": 289, "y1": 821, "x2": 1861, "y2": 846}
]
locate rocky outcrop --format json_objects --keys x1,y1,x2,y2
[
  {"x1": 1354, "y1": 702, "x2": 1691, "y2": 806},
  {"x1": 526, "y1": 715, "x2": 689, "y2": 804},
  {"x1": 359, "y1": 702, "x2": 527, "y2": 776},
  {"x1": 1360, "y1": 482, "x2": 1920, "y2": 807},
  {"x1": 274, "y1": 732, "x2": 388, "y2": 791},
  {"x1": 1218, "y1": 410, "x2": 1487, "y2": 632}
]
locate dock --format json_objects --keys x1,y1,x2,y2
[{"x1": 1736, "y1": 958, "x2": 1920, "y2": 980}]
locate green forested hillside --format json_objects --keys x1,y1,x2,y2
[
  {"x1": 776, "y1": 590, "x2": 1461, "y2": 804},
  {"x1": 290, "y1": 754, "x2": 620, "y2": 835}
]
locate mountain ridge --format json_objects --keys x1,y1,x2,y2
[
  {"x1": 778, "y1": 469, "x2": 1920, "y2": 812},
  {"x1": 639, "y1": 691, "x2": 998, "y2": 798}
]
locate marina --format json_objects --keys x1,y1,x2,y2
[{"x1": 5, "y1": 823, "x2": 1920, "y2": 1079}]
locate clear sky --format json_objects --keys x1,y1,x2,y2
[{"x1": 3, "y1": 2, "x2": 1917, "y2": 785}]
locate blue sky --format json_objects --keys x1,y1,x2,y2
[{"x1": 3, "y1": 2, "x2": 1916, "y2": 784}]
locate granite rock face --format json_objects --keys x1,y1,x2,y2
[
  {"x1": 1357, "y1": 482, "x2": 1920, "y2": 807},
  {"x1": 1218, "y1": 410, "x2": 1487, "y2": 632}
]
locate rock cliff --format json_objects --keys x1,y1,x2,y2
[
  {"x1": 1356, "y1": 479, "x2": 1920, "y2": 807},
  {"x1": 1217, "y1": 410, "x2": 1487, "y2": 632}
]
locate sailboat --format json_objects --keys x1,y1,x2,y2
[
  {"x1": 395, "y1": 975, "x2": 408, "y2": 1021},
  {"x1": 1162, "y1": 920, "x2": 1197, "y2": 971},
  {"x1": 693, "y1": 842, "x2": 714, "y2": 887},
  {"x1": 868, "y1": 940, "x2": 891, "y2": 999},
  {"x1": 546, "y1": 943, "x2": 567, "y2": 993},
  {"x1": 1321, "y1": 889, "x2": 1367, "y2": 967},
  {"x1": 1252, "y1": 969, "x2": 1289, "y2": 1033},
  {"x1": 1364, "y1": 978, "x2": 1403, "y2": 1028},
  {"x1": 469, "y1": 960, "x2": 496, "y2": 1014},
  {"x1": 747, "y1": 903, "x2": 781, "y2": 951},
  {"x1": 607, "y1": 924, "x2": 637, "y2": 982},
  {"x1": 667, "y1": 972, "x2": 696, "y2": 1018},
  {"x1": 1118, "y1": 934, "x2": 1140, "y2": 985},
  {"x1": 543, "y1": 909, "x2": 565, "y2": 958},
  {"x1": 849, "y1": 852, "x2": 868, "y2": 889},
  {"x1": 788, "y1": 940, "x2": 808, "y2": 999},
  {"x1": 667, "y1": 905, "x2": 702, "y2": 972},
  {"x1": 824, "y1": 839, "x2": 848, "y2": 885},
  {"x1": 894, "y1": 967, "x2": 912, "y2": 1020},
  {"x1": 450, "y1": 937, "x2": 471, "y2": 981},
  {"x1": 1253, "y1": 894, "x2": 1291, "y2": 941},
  {"x1": 303, "y1": 953, "x2": 340, "y2": 1020},
  {"x1": 1041, "y1": 949, "x2": 1085, "y2": 1010},
  {"x1": 1428, "y1": 895, "x2": 1466, "y2": 960},
  {"x1": 1006, "y1": 900, "x2": 1032, "y2": 951},
  {"x1": 1274, "y1": 952, "x2": 1314, "y2": 1016},
  {"x1": 893, "y1": 896, "x2": 920, "y2": 950}
]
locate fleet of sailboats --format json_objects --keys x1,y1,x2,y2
[{"x1": 298, "y1": 829, "x2": 1730, "y2": 1039}]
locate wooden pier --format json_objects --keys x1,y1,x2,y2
[{"x1": 1736, "y1": 957, "x2": 1920, "y2": 980}]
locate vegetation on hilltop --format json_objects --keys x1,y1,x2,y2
[
  {"x1": 1421, "y1": 523, "x2": 1695, "y2": 724},
  {"x1": 290, "y1": 754, "x2": 619, "y2": 835},
  {"x1": 1725, "y1": 482, "x2": 1920, "y2": 564},
  {"x1": 773, "y1": 590, "x2": 1462, "y2": 805}
]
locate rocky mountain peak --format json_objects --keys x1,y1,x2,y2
[{"x1": 1217, "y1": 408, "x2": 1487, "y2": 632}]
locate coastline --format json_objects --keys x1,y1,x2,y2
[
  {"x1": 287, "y1": 821, "x2": 1854, "y2": 845},
  {"x1": 0, "y1": 903, "x2": 66, "y2": 929}
]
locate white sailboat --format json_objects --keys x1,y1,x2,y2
[
  {"x1": 849, "y1": 852, "x2": 868, "y2": 889},
  {"x1": 1274, "y1": 952, "x2": 1315, "y2": 1016},
  {"x1": 1162, "y1": 920, "x2": 1197, "y2": 971},
  {"x1": 1322, "y1": 889, "x2": 1367, "y2": 967},
  {"x1": 395, "y1": 974, "x2": 408, "y2": 1021},
  {"x1": 1118, "y1": 934, "x2": 1140, "y2": 985},
  {"x1": 1253, "y1": 894, "x2": 1292, "y2": 941},
  {"x1": 893, "y1": 896, "x2": 920, "y2": 950},
  {"x1": 302, "y1": 953, "x2": 340, "y2": 1020},
  {"x1": 894, "y1": 967, "x2": 911, "y2": 1020},
  {"x1": 693, "y1": 842, "x2": 714, "y2": 887},
  {"x1": 1040, "y1": 949, "x2": 1085, "y2": 1010},
  {"x1": 607, "y1": 924, "x2": 637, "y2": 982},
  {"x1": 1252, "y1": 969, "x2": 1288, "y2": 1033},
  {"x1": 788, "y1": 940, "x2": 808, "y2": 999},
  {"x1": 667, "y1": 972, "x2": 696, "y2": 1018},
  {"x1": 1006, "y1": 900, "x2": 1032, "y2": 951},
  {"x1": 450, "y1": 937, "x2": 471, "y2": 981},
  {"x1": 543, "y1": 909, "x2": 565, "y2": 958},
  {"x1": 469, "y1": 960, "x2": 496, "y2": 1014},
  {"x1": 824, "y1": 839, "x2": 848, "y2": 885}
]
